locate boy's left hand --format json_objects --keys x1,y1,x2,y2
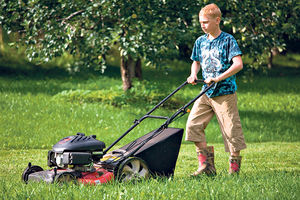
[{"x1": 204, "y1": 77, "x2": 220, "y2": 86}]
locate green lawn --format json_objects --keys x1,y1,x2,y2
[
  {"x1": 0, "y1": 143, "x2": 299, "y2": 199},
  {"x1": 0, "y1": 58, "x2": 300, "y2": 199}
]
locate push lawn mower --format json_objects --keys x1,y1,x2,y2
[{"x1": 22, "y1": 80, "x2": 215, "y2": 185}]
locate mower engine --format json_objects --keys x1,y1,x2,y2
[
  {"x1": 47, "y1": 132, "x2": 105, "y2": 171},
  {"x1": 22, "y1": 133, "x2": 114, "y2": 185}
]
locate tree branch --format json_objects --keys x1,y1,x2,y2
[{"x1": 61, "y1": 9, "x2": 85, "y2": 24}]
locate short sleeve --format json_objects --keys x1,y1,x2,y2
[
  {"x1": 228, "y1": 37, "x2": 242, "y2": 62},
  {"x1": 190, "y1": 40, "x2": 200, "y2": 61}
]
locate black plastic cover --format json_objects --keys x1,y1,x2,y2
[
  {"x1": 101, "y1": 128, "x2": 184, "y2": 177},
  {"x1": 52, "y1": 133, "x2": 106, "y2": 153},
  {"x1": 122, "y1": 127, "x2": 184, "y2": 177}
]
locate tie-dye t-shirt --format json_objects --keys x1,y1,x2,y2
[{"x1": 190, "y1": 31, "x2": 242, "y2": 98}]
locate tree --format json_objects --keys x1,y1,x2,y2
[
  {"x1": 101, "y1": 0, "x2": 201, "y2": 90},
  {"x1": 1, "y1": 0, "x2": 299, "y2": 88},
  {"x1": 217, "y1": 0, "x2": 299, "y2": 69},
  {"x1": 0, "y1": 0, "x2": 200, "y2": 90}
]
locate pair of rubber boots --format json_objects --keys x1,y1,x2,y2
[{"x1": 191, "y1": 146, "x2": 242, "y2": 176}]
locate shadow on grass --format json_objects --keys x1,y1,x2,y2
[
  {"x1": 0, "y1": 63, "x2": 122, "y2": 95},
  {"x1": 240, "y1": 110, "x2": 300, "y2": 142},
  {"x1": 0, "y1": 63, "x2": 121, "y2": 80}
]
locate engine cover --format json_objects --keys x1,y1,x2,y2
[{"x1": 52, "y1": 133, "x2": 105, "y2": 153}]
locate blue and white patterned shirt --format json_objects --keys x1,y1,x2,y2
[{"x1": 191, "y1": 31, "x2": 242, "y2": 98}]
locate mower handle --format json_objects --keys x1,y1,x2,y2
[
  {"x1": 145, "y1": 79, "x2": 204, "y2": 116},
  {"x1": 103, "y1": 79, "x2": 208, "y2": 154},
  {"x1": 114, "y1": 81, "x2": 216, "y2": 159}
]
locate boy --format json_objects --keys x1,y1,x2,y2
[{"x1": 186, "y1": 3, "x2": 246, "y2": 176}]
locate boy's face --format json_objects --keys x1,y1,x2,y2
[{"x1": 199, "y1": 14, "x2": 220, "y2": 34}]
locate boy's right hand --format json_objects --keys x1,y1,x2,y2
[{"x1": 187, "y1": 75, "x2": 198, "y2": 85}]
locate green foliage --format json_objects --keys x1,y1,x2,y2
[
  {"x1": 0, "y1": 0, "x2": 200, "y2": 69},
  {"x1": 1, "y1": 0, "x2": 108, "y2": 69},
  {"x1": 218, "y1": 0, "x2": 300, "y2": 68},
  {"x1": 2, "y1": 0, "x2": 298, "y2": 72}
]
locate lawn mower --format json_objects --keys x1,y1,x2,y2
[{"x1": 22, "y1": 80, "x2": 215, "y2": 185}]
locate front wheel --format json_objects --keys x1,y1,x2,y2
[{"x1": 22, "y1": 163, "x2": 44, "y2": 183}]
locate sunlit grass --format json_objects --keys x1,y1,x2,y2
[
  {"x1": 0, "y1": 143, "x2": 299, "y2": 199},
  {"x1": 0, "y1": 55, "x2": 299, "y2": 199}
]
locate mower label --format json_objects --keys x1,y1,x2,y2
[{"x1": 58, "y1": 138, "x2": 72, "y2": 144}]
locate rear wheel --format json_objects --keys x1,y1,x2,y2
[{"x1": 117, "y1": 157, "x2": 150, "y2": 182}]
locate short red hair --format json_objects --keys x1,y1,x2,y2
[{"x1": 199, "y1": 3, "x2": 222, "y2": 19}]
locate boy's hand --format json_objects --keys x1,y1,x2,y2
[
  {"x1": 204, "y1": 77, "x2": 220, "y2": 86},
  {"x1": 187, "y1": 75, "x2": 198, "y2": 85}
]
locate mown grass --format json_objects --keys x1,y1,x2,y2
[
  {"x1": 0, "y1": 143, "x2": 299, "y2": 199},
  {"x1": 0, "y1": 55, "x2": 300, "y2": 199}
]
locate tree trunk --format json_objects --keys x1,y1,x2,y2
[
  {"x1": 128, "y1": 57, "x2": 142, "y2": 80},
  {"x1": 135, "y1": 58, "x2": 142, "y2": 80},
  {"x1": 120, "y1": 50, "x2": 143, "y2": 91},
  {"x1": 267, "y1": 49, "x2": 273, "y2": 69},
  {"x1": 127, "y1": 55, "x2": 135, "y2": 79},
  {"x1": 267, "y1": 47, "x2": 280, "y2": 69},
  {"x1": 120, "y1": 50, "x2": 132, "y2": 91},
  {"x1": 0, "y1": 26, "x2": 3, "y2": 52}
]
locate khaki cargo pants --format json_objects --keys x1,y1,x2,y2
[{"x1": 186, "y1": 93, "x2": 246, "y2": 153}]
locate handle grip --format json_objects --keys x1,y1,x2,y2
[
  {"x1": 186, "y1": 79, "x2": 204, "y2": 85},
  {"x1": 191, "y1": 79, "x2": 216, "y2": 85},
  {"x1": 195, "y1": 79, "x2": 204, "y2": 83}
]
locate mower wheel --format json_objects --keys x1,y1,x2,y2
[
  {"x1": 22, "y1": 163, "x2": 44, "y2": 183},
  {"x1": 54, "y1": 172, "x2": 77, "y2": 185},
  {"x1": 117, "y1": 157, "x2": 150, "y2": 182}
]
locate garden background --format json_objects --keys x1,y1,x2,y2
[{"x1": 0, "y1": 0, "x2": 299, "y2": 199}]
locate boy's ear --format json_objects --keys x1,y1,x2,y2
[{"x1": 216, "y1": 17, "x2": 221, "y2": 24}]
